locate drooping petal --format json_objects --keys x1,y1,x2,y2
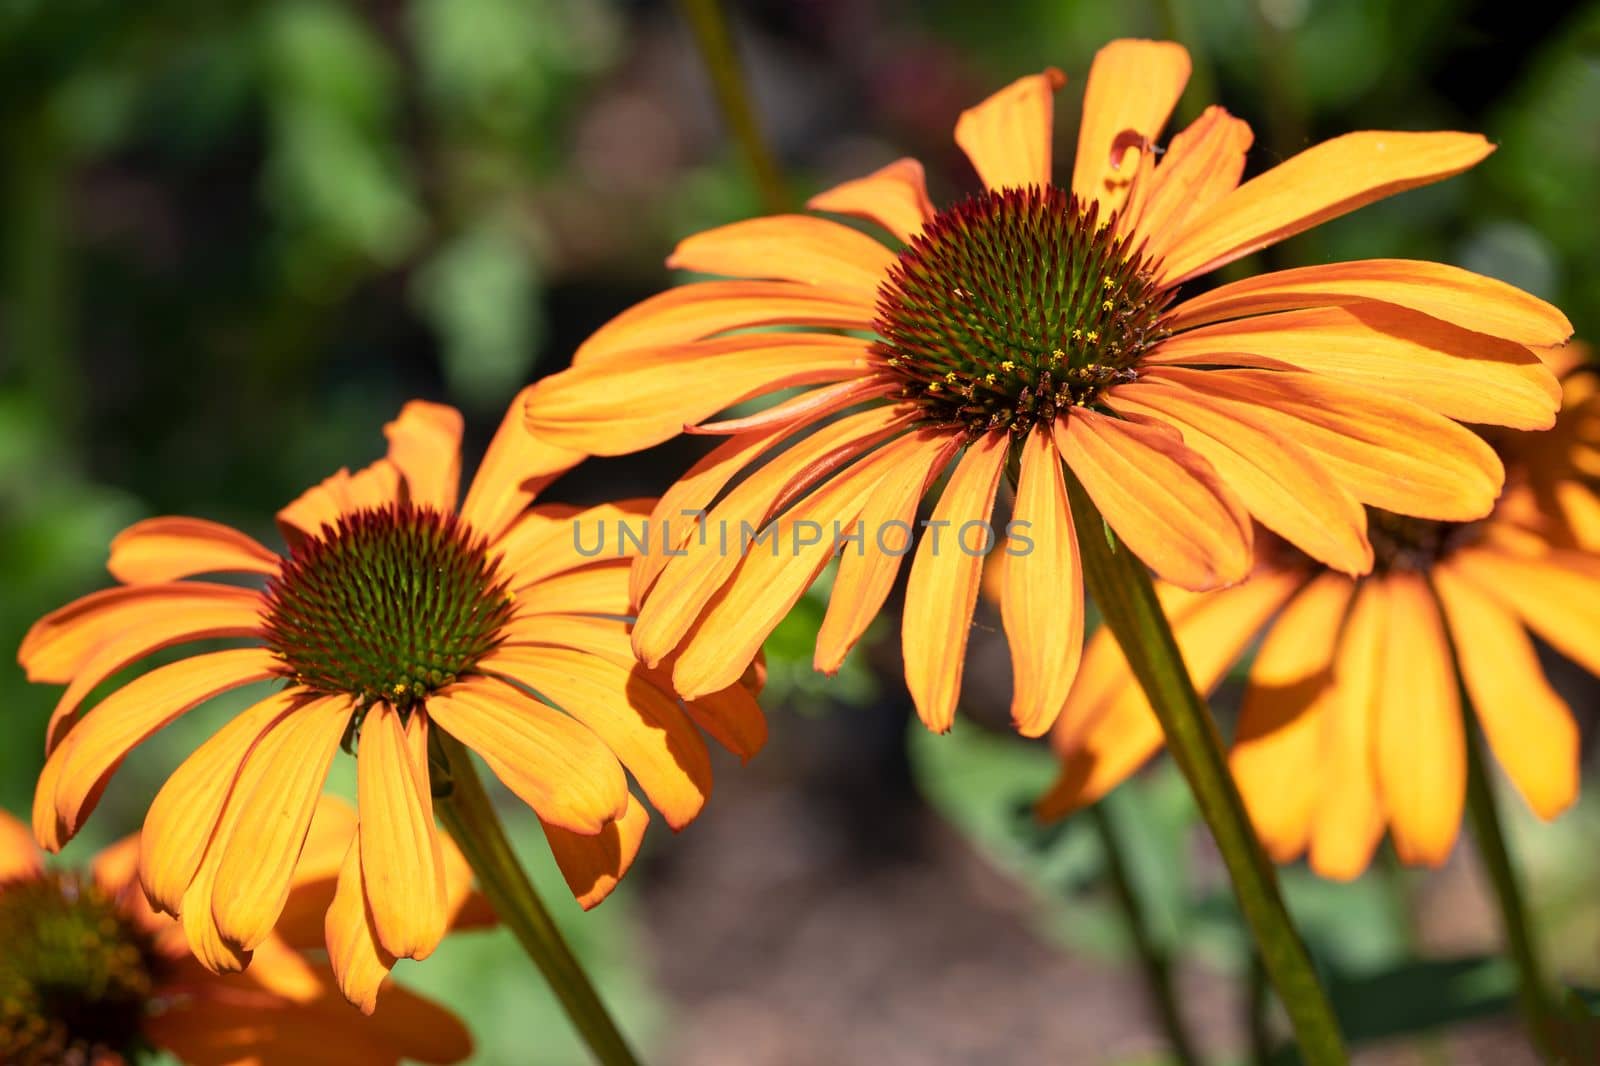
[
  {"x1": 1231, "y1": 574, "x2": 1355, "y2": 862},
  {"x1": 0, "y1": 809, "x2": 42, "y2": 881},
  {"x1": 631, "y1": 404, "x2": 912, "y2": 666},
  {"x1": 1164, "y1": 259, "x2": 1574, "y2": 347},
  {"x1": 357, "y1": 704, "x2": 448, "y2": 961},
  {"x1": 42, "y1": 596, "x2": 265, "y2": 756},
  {"x1": 1150, "y1": 304, "x2": 1558, "y2": 430},
  {"x1": 1110, "y1": 380, "x2": 1371, "y2": 574},
  {"x1": 569, "y1": 280, "x2": 875, "y2": 368},
  {"x1": 461, "y1": 385, "x2": 583, "y2": 542},
  {"x1": 423, "y1": 675, "x2": 629, "y2": 833},
  {"x1": 806, "y1": 158, "x2": 935, "y2": 243},
  {"x1": 902, "y1": 430, "x2": 1008, "y2": 733},
  {"x1": 667, "y1": 215, "x2": 897, "y2": 301},
  {"x1": 47, "y1": 648, "x2": 280, "y2": 845},
  {"x1": 1433, "y1": 561, "x2": 1578, "y2": 820},
  {"x1": 140, "y1": 690, "x2": 299, "y2": 915},
  {"x1": 668, "y1": 429, "x2": 937, "y2": 698},
  {"x1": 1373, "y1": 572, "x2": 1464, "y2": 867},
  {"x1": 543, "y1": 792, "x2": 650, "y2": 910},
  {"x1": 1145, "y1": 367, "x2": 1503, "y2": 521},
  {"x1": 108, "y1": 517, "x2": 280, "y2": 584},
  {"x1": 211, "y1": 695, "x2": 353, "y2": 952},
  {"x1": 523, "y1": 335, "x2": 877, "y2": 456},
  {"x1": 19, "y1": 582, "x2": 261, "y2": 685},
  {"x1": 954, "y1": 68, "x2": 1065, "y2": 191},
  {"x1": 482, "y1": 645, "x2": 713, "y2": 830},
  {"x1": 1157, "y1": 130, "x2": 1495, "y2": 284},
  {"x1": 1119, "y1": 105, "x2": 1252, "y2": 253},
  {"x1": 1445, "y1": 544, "x2": 1600, "y2": 677},
  {"x1": 326, "y1": 836, "x2": 394, "y2": 1015},
  {"x1": 1308, "y1": 579, "x2": 1387, "y2": 881},
  {"x1": 384, "y1": 401, "x2": 464, "y2": 512},
  {"x1": 1037, "y1": 570, "x2": 1303, "y2": 818},
  {"x1": 1071, "y1": 39, "x2": 1191, "y2": 215},
  {"x1": 1002, "y1": 426, "x2": 1083, "y2": 736},
  {"x1": 1054, "y1": 408, "x2": 1252, "y2": 590},
  {"x1": 815, "y1": 429, "x2": 959, "y2": 674}
]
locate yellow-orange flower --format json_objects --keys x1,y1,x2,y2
[
  {"x1": 523, "y1": 38, "x2": 1570, "y2": 739},
  {"x1": 0, "y1": 801, "x2": 472, "y2": 1064},
  {"x1": 21, "y1": 394, "x2": 766, "y2": 1010},
  {"x1": 1036, "y1": 355, "x2": 1598, "y2": 880}
]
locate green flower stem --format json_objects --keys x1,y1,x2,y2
[
  {"x1": 677, "y1": 0, "x2": 789, "y2": 214},
  {"x1": 1088, "y1": 802, "x2": 1205, "y2": 1066},
  {"x1": 1065, "y1": 474, "x2": 1346, "y2": 1064},
  {"x1": 434, "y1": 731, "x2": 641, "y2": 1066},
  {"x1": 1459, "y1": 689, "x2": 1560, "y2": 1062}
]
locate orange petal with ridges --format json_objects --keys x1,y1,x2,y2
[
  {"x1": 668, "y1": 214, "x2": 896, "y2": 300},
  {"x1": 368, "y1": 982, "x2": 476, "y2": 1064},
  {"x1": 108, "y1": 517, "x2": 280, "y2": 584},
  {"x1": 140, "y1": 689, "x2": 298, "y2": 915},
  {"x1": 1309, "y1": 580, "x2": 1387, "y2": 881},
  {"x1": 1151, "y1": 304, "x2": 1559, "y2": 430},
  {"x1": 1120, "y1": 105, "x2": 1251, "y2": 252},
  {"x1": 1071, "y1": 40, "x2": 1190, "y2": 215},
  {"x1": 211, "y1": 695, "x2": 352, "y2": 951},
  {"x1": 327, "y1": 837, "x2": 394, "y2": 1014},
  {"x1": 384, "y1": 401, "x2": 464, "y2": 512},
  {"x1": 1433, "y1": 562, "x2": 1578, "y2": 820},
  {"x1": 954, "y1": 68, "x2": 1065, "y2": 191},
  {"x1": 1165, "y1": 259, "x2": 1573, "y2": 347},
  {"x1": 1146, "y1": 367, "x2": 1504, "y2": 521},
  {"x1": 20, "y1": 582, "x2": 261, "y2": 687},
  {"x1": 902, "y1": 431, "x2": 1009, "y2": 733},
  {"x1": 1055, "y1": 408, "x2": 1252, "y2": 590},
  {"x1": 816, "y1": 430, "x2": 958, "y2": 675},
  {"x1": 1374, "y1": 572, "x2": 1464, "y2": 866},
  {"x1": 1446, "y1": 544, "x2": 1600, "y2": 677},
  {"x1": 631, "y1": 404, "x2": 910, "y2": 666},
  {"x1": 670, "y1": 428, "x2": 936, "y2": 699},
  {"x1": 483, "y1": 645, "x2": 712, "y2": 830},
  {"x1": 525, "y1": 334, "x2": 876, "y2": 455},
  {"x1": 516, "y1": 559, "x2": 634, "y2": 618},
  {"x1": 543, "y1": 792, "x2": 650, "y2": 910},
  {"x1": 276, "y1": 461, "x2": 403, "y2": 546},
  {"x1": 0, "y1": 809, "x2": 41, "y2": 880},
  {"x1": 496, "y1": 499, "x2": 656, "y2": 589},
  {"x1": 570, "y1": 280, "x2": 874, "y2": 368},
  {"x1": 51, "y1": 648, "x2": 280, "y2": 840},
  {"x1": 1232, "y1": 574, "x2": 1356, "y2": 863},
  {"x1": 358, "y1": 704, "x2": 448, "y2": 961},
  {"x1": 44, "y1": 597, "x2": 265, "y2": 756},
  {"x1": 460, "y1": 385, "x2": 582, "y2": 541},
  {"x1": 1002, "y1": 427, "x2": 1083, "y2": 736},
  {"x1": 807, "y1": 158, "x2": 935, "y2": 243},
  {"x1": 1158, "y1": 130, "x2": 1494, "y2": 284},
  {"x1": 1110, "y1": 381, "x2": 1371, "y2": 574},
  {"x1": 425, "y1": 675, "x2": 628, "y2": 833}
]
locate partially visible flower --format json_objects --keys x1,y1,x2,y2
[
  {"x1": 21, "y1": 394, "x2": 766, "y2": 1009},
  {"x1": 523, "y1": 38, "x2": 1568, "y2": 740},
  {"x1": 1036, "y1": 353, "x2": 1599, "y2": 879},
  {"x1": 0, "y1": 801, "x2": 472, "y2": 1064}
]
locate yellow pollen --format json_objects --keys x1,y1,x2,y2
[
  {"x1": 1102, "y1": 276, "x2": 1115, "y2": 289},
  {"x1": 928, "y1": 382, "x2": 942, "y2": 393},
  {"x1": 944, "y1": 371, "x2": 958, "y2": 384},
  {"x1": 1050, "y1": 348, "x2": 1064, "y2": 363},
  {"x1": 983, "y1": 373, "x2": 997, "y2": 385},
  {"x1": 1102, "y1": 299, "x2": 1115, "y2": 311},
  {"x1": 1000, "y1": 360, "x2": 1015, "y2": 373},
  {"x1": 1086, "y1": 330, "x2": 1100, "y2": 343},
  {"x1": 1071, "y1": 328, "x2": 1083, "y2": 341}
]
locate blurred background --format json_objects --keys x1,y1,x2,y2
[{"x1": 3, "y1": 0, "x2": 1599, "y2": 1062}]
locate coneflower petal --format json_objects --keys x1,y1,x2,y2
[
  {"x1": 384, "y1": 401, "x2": 465, "y2": 513},
  {"x1": 667, "y1": 214, "x2": 897, "y2": 299},
  {"x1": 542, "y1": 792, "x2": 650, "y2": 911},
  {"x1": 108, "y1": 516, "x2": 280, "y2": 584},
  {"x1": 1071, "y1": 39, "x2": 1191, "y2": 216},
  {"x1": 1118, "y1": 105, "x2": 1251, "y2": 252},
  {"x1": 807, "y1": 157, "x2": 936, "y2": 244},
  {"x1": 954, "y1": 68, "x2": 1065, "y2": 192},
  {"x1": 357, "y1": 704, "x2": 448, "y2": 961}
]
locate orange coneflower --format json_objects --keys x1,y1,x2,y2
[
  {"x1": 21, "y1": 394, "x2": 766, "y2": 1010},
  {"x1": 0, "y1": 800, "x2": 473, "y2": 1064},
  {"x1": 1035, "y1": 352, "x2": 1598, "y2": 879},
  {"x1": 523, "y1": 38, "x2": 1570, "y2": 739}
]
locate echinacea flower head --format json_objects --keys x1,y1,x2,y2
[
  {"x1": 0, "y1": 802, "x2": 471, "y2": 1064},
  {"x1": 523, "y1": 38, "x2": 1571, "y2": 739},
  {"x1": 21, "y1": 394, "x2": 766, "y2": 1010},
  {"x1": 1035, "y1": 352, "x2": 1599, "y2": 880}
]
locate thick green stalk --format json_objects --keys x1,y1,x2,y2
[
  {"x1": 1088, "y1": 802, "x2": 1205, "y2": 1066},
  {"x1": 677, "y1": 0, "x2": 788, "y2": 214},
  {"x1": 1065, "y1": 474, "x2": 1346, "y2": 1064},
  {"x1": 1460, "y1": 692, "x2": 1560, "y2": 1062},
  {"x1": 434, "y1": 732, "x2": 641, "y2": 1066}
]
